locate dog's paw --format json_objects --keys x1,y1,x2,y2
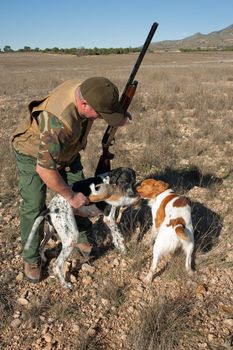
[
  {"x1": 119, "y1": 246, "x2": 127, "y2": 255},
  {"x1": 186, "y1": 268, "x2": 195, "y2": 276},
  {"x1": 143, "y1": 272, "x2": 153, "y2": 284},
  {"x1": 63, "y1": 281, "x2": 74, "y2": 290}
]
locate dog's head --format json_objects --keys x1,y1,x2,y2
[
  {"x1": 98, "y1": 167, "x2": 139, "y2": 207},
  {"x1": 136, "y1": 179, "x2": 169, "y2": 199},
  {"x1": 109, "y1": 167, "x2": 137, "y2": 197}
]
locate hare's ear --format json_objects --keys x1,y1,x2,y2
[{"x1": 103, "y1": 175, "x2": 110, "y2": 184}]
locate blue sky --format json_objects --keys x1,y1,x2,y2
[{"x1": 1, "y1": 0, "x2": 233, "y2": 50}]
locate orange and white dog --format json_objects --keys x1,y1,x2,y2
[{"x1": 136, "y1": 179, "x2": 194, "y2": 283}]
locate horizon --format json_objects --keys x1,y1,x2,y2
[{"x1": 1, "y1": 0, "x2": 233, "y2": 50}]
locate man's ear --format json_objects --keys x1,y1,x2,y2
[{"x1": 80, "y1": 99, "x2": 88, "y2": 109}]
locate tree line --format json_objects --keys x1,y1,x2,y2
[
  {"x1": 0, "y1": 45, "x2": 141, "y2": 56},
  {"x1": 179, "y1": 46, "x2": 233, "y2": 52}
]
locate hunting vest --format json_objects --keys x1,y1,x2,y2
[{"x1": 12, "y1": 79, "x2": 94, "y2": 165}]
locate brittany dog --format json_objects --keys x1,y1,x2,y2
[
  {"x1": 25, "y1": 167, "x2": 139, "y2": 289},
  {"x1": 136, "y1": 179, "x2": 194, "y2": 283}
]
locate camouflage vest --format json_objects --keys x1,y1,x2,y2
[{"x1": 12, "y1": 79, "x2": 94, "y2": 165}]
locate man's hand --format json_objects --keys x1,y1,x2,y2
[
  {"x1": 36, "y1": 164, "x2": 89, "y2": 208},
  {"x1": 116, "y1": 112, "x2": 132, "y2": 126},
  {"x1": 67, "y1": 191, "x2": 89, "y2": 209}
]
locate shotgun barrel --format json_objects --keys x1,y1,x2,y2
[{"x1": 95, "y1": 22, "x2": 159, "y2": 176}]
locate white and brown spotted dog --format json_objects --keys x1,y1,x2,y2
[
  {"x1": 25, "y1": 167, "x2": 139, "y2": 289},
  {"x1": 136, "y1": 179, "x2": 194, "y2": 283}
]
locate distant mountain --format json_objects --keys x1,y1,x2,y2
[{"x1": 151, "y1": 24, "x2": 233, "y2": 50}]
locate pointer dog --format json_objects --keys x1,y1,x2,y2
[
  {"x1": 25, "y1": 167, "x2": 139, "y2": 289},
  {"x1": 136, "y1": 179, "x2": 194, "y2": 283}
]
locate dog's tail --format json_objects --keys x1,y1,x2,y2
[
  {"x1": 24, "y1": 209, "x2": 50, "y2": 250},
  {"x1": 167, "y1": 217, "x2": 187, "y2": 240},
  {"x1": 175, "y1": 224, "x2": 187, "y2": 241}
]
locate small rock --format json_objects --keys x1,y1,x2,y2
[
  {"x1": 208, "y1": 333, "x2": 216, "y2": 342},
  {"x1": 111, "y1": 306, "x2": 117, "y2": 313},
  {"x1": 11, "y1": 319, "x2": 22, "y2": 328},
  {"x1": 120, "y1": 259, "x2": 127, "y2": 268},
  {"x1": 101, "y1": 298, "x2": 110, "y2": 306},
  {"x1": 12, "y1": 311, "x2": 21, "y2": 319},
  {"x1": 71, "y1": 258, "x2": 79, "y2": 269},
  {"x1": 81, "y1": 263, "x2": 95, "y2": 274},
  {"x1": 223, "y1": 318, "x2": 233, "y2": 328},
  {"x1": 196, "y1": 283, "x2": 208, "y2": 296},
  {"x1": 120, "y1": 334, "x2": 127, "y2": 341},
  {"x1": 219, "y1": 303, "x2": 233, "y2": 314},
  {"x1": 42, "y1": 326, "x2": 49, "y2": 334},
  {"x1": 17, "y1": 297, "x2": 29, "y2": 306},
  {"x1": 21, "y1": 290, "x2": 29, "y2": 298},
  {"x1": 44, "y1": 333, "x2": 52, "y2": 343},
  {"x1": 43, "y1": 344, "x2": 52, "y2": 350},
  {"x1": 136, "y1": 286, "x2": 144, "y2": 293},
  {"x1": 72, "y1": 324, "x2": 80, "y2": 332},
  {"x1": 16, "y1": 272, "x2": 24, "y2": 282},
  {"x1": 82, "y1": 276, "x2": 92, "y2": 285},
  {"x1": 113, "y1": 258, "x2": 120, "y2": 266},
  {"x1": 225, "y1": 251, "x2": 233, "y2": 262},
  {"x1": 130, "y1": 289, "x2": 140, "y2": 297},
  {"x1": 128, "y1": 306, "x2": 135, "y2": 313},
  {"x1": 87, "y1": 328, "x2": 96, "y2": 337},
  {"x1": 70, "y1": 274, "x2": 77, "y2": 283},
  {"x1": 198, "y1": 342, "x2": 208, "y2": 348}
]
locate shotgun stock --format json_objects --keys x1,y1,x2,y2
[{"x1": 95, "y1": 22, "x2": 159, "y2": 176}]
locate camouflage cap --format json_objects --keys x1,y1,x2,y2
[{"x1": 80, "y1": 77, "x2": 124, "y2": 126}]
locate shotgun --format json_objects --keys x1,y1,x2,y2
[{"x1": 95, "y1": 22, "x2": 159, "y2": 176}]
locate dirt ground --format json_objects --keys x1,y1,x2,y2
[{"x1": 0, "y1": 51, "x2": 232, "y2": 349}]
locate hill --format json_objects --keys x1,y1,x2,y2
[{"x1": 152, "y1": 24, "x2": 233, "y2": 50}]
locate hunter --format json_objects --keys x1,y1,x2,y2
[{"x1": 11, "y1": 77, "x2": 131, "y2": 283}]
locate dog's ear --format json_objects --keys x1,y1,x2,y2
[
  {"x1": 130, "y1": 169, "x2": 136, "y2": 183},
  {"x1": 103, "y1": 176, "x2": 110, "y2": 184},
  {"x1": 138, "y1": 179, "x2": 169, "y2": 196},
  {"x1": 109, "y1": 168, "x2": 122, "y2": 184},
  {"x1": 153, "y1": 180, "x2": 169, "y2": 195}
]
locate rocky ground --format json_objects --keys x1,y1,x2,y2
[{"x1": 0, "y1": 169, "x2": 232, "y2": 350}]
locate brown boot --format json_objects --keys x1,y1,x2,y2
[{"x1": 24, "y1": 262, "x2": 41, "y2": 283}]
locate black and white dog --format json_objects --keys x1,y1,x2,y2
[{"x1": 25, "y1": 167, "x2": 139, "y2": 289}]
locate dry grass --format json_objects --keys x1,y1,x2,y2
[
  {"x1": 97, "y1": 278, "x2": 126, "y2": 308},
  {"x1": 22, "y1": 294, "x2": 51, "y2": 327},
  {"x1": 1, "y1": 51, "x2": 233, "y2": 187},
  {"x1": 128, "y1": 293, "x2": 198, "y2": 350}
]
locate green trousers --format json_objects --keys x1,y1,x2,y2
[{"x1": 14, "y1": 150, "x2": 92, "y2": 264}]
